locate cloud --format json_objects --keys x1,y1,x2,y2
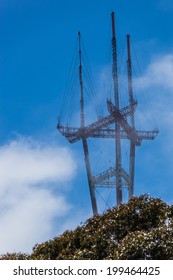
[
  {"x1": 133, "y1": 54, "x2": 173, "y2": 131},
  {"x1": 135, "y1": 54, "x2": 173, "y2": 91},
  {"x1": 0, "y1": 136, "x2": 77, "y2": 254},
  {"x1": 133, "y1": 53, "x2": 173, "y2": 167},
  {"x1": 158, "y1": 0, "x2": 173, "y2": 11}
]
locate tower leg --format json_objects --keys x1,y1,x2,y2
[
  {"x1": 129, "y1": 142, "x2": 135, "y2": 198},
  {"x1": 116, "y1": 123, "x2": 122, "y2": 205},
  {"x1": 82, "y1": 138, "x2": 98, "y2": 215}
]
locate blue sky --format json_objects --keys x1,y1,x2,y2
[{"x1": 0, "y1": 0, "x2": 173, "y2": 254}]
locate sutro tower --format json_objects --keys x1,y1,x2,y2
[{"x1": 57, "y1": 12, "x2": 159, "y2": 215}]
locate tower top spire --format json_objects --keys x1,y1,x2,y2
[{"x1": 111, "y1": 11, "x2": 116, "y2": 39}]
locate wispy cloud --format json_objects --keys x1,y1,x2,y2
[
  {"x1": 135, "y1": 54, "x2": 173, "y2": 91},
  {"x1": 134, "y1": 53, "x2": 173, "y2": 164},
  {"x1": 158, "y1": 0, "x2": 173, "y2": 11},
  {"x1": 0, "y1": 136, "x2": 77, "y2": 254}
]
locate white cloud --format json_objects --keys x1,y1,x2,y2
[
  {"x1": 0, "y1": 137, "x2": 75, "y2": 187},
  {"x1": 133, "y1": 53, "x2": 173, "y2": 164},
  {"x1": 137, "y1": 54, "x2": 173, "y2": 130},
  {"x1": 135, "y1": 54, "x2": 173, "y2": 91},
  {"x1": 0, "y1": 136, "x2": 77, "y2": 254}
]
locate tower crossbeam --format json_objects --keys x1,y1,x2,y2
[
  {"x1": 93, "y1": 167, "x2": 116, "y2": 184},
  {"x1": 57, "y1": 125, "x2": 158, "y2": 143},
  {"x1": 107, "y1": 100, "x2": 141, "y2": 146},
  {"x1": 57, "y1": 101, "x2": 137, "y2": 143},
  {"x1": 93, "y1": 166, "x2": 130, "y2": 187}
]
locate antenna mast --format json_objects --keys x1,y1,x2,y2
[
  {"x1": 78, "y1": 32, "x2": 85, "y2": 128},
  {"x1": 111, "y1": 12, "x2": 122, "y2": 205},
  {"x1": 78, "y1": 32, "x2": 98, "y2": 215},
  {"x1": 127, "y1": 34, "x2": 135, "y2": 198}
]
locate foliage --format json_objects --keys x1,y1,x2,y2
[
  {"x1": 0, "y1": 252, "x2": 30, "y2": 260},
  {"x1": 1, "y1": 195, "x2": 173, "y2": 260},
  {"x1": 114, "y1": 227, "x2": 173, "y2": 259}
]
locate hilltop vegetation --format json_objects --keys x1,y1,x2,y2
[{"x1": 1, "y1": 195, "x2": 173, "y2": 260}]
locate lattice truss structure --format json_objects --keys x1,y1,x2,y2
[{"x1": 57, "y1": 12, "x2": 159, "y2": 215}]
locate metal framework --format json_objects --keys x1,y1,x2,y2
[{"x1": 57, "y1": 12, "x2": 159, "y2": 215}]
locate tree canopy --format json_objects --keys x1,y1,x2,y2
[{"x1": 1, "y1": 195, "x2": 173, "y2": 260}]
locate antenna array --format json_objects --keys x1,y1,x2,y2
[{"x1": 57, "y1": 12, "x2": 159, "y2": 215}]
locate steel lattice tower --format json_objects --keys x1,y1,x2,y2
[{"x1": 57, "y1": 12, "x2": 159, "y2": 215}]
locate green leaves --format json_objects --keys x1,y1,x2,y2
[
  {"x1": 114, "y1": 227, "x2": 173, "y2": 259},
  {"x1": 0, "y1": 252, "x2": 30, "y2": 260}
]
